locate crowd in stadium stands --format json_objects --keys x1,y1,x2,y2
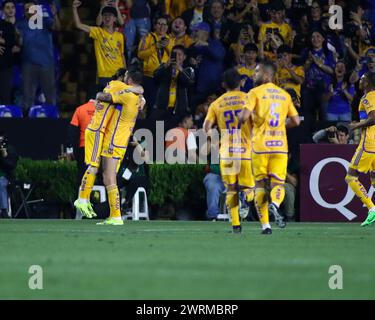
[{"x1": 0, "y1": 0, "x2": 375, "y2": 220}]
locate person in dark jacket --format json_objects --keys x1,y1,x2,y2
[
  {"x1": 0, "y1": 130, "x2": 18, "y2": 218},
  {"x1": 181, "y1": 0, "x2": 210, "y2": 33},
  {"x1": 153, "y1": 44, "x2": 195, "y2": 121},
  {"x1": 187, "y1": 22, "x2": 226, "y2": 112}
]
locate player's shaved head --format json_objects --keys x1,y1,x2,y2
[
  {"x1": 254, "y1": 60, "x2": 277, "y2": 86},
  {"x1": 114, "y1": 68, "x2": 127, "y2": 81},
  {"x1": 222, "y1": 68, "x2": 241, "y2": 90}
]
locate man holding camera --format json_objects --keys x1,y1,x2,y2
[
  {"x1": 312, "y1": 124, "x2": 352, "y2": 144},
  {"x1": 0, "y1": 130, "x2": 18, "y2": 218},
  {"x1": 153, "y1": 44, "x2": 195, "y2": 120}
]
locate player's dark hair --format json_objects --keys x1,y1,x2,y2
[
  {"x1": 113, "y1": 68, "x2": 127, "y2": 80},
  {"x1": 172, "y1": 44, "x2": 186, "y2": 54},
  {"x1": 127, "y1": 67, "x2": 143, "y2": 85},
  {"x1": 222, "y1": 68, "x2": 241, "y2": 90},
  {"x1": 260, "y1": 60, "x2": 277, "y2": 79},
  {"x1": 244, "y1": 43, "x2": 258, "y2": 53}
]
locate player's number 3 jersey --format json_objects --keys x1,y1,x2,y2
[{"x1": 245, "y1": 83, "x2": 298, "y2": 154}]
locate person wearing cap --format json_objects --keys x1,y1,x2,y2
[
  {"x1": 72, "y1": 0, "x2": 125, "y2": 91},
  {"x1": 349, "y1": 47, "x2": 375, "y2": 84},
  {"x1": 237, "y1": 43, "x2": 258, "y2": 92},
  {"x1": 188, "y1": 21, "x2": 225, "y2": 111},
  {"x1": 138, "y1": 15, "x2": 174, "y2": 111},
  {"x1": 276, "y1": 44, "x2": 304, "y2": 99},
  {"x1": 258, "y1": 1, "x2": 293, "y2": 47}
]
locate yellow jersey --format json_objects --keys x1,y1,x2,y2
[
  {"x1": 358, "y1": 91, "x2": 375, "y2": 153},
  {"x1": 246, "y1": 83, "x2": 298, "y2": 154},
  {"x1": 138, "y1": 32, "x2": 174, "y2": 77},
  {"x1": 276, "y1": 65, "x2": 305, "y2": 98},
  {"x1": 89, "y1": 27, "x2": 125, "y2": 78},
  {"x1": 87, "y1": 80, "x2": 127, "y2": 133},
  {"x1": 205, "y1": 91, "x2": 252, "y2": 159},
  {"x1": 259, "y1": 21, "x2": 293, "y2": 46},
  {"x1": 170, "y1": 33, "x2": 193, "y2": 48},
  {"x1": 104, "y1": 85, "x2": 140, "y2": 150}
]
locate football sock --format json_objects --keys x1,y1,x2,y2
[
  {"x1": 79, "y1": 170, "x2": 96, "y2": 200},
  {"x1": 270, "y1": 185, "x2": 285, "y2": 208},
  {"x1": 255, "y1": 188, "x2": 269, "y2": 226},
  {"x1": 243, "y1": 188, "x2": 255, "y2": 203},
  {"x1": 106, "y1": 184, "x2": 122, "y2": 219},
  {"x1": 346, "y1": 175, "x2": 375, "y2": 210},
  {"x1": 226, "y1": 191, "x2": 240, "y2": 227}
]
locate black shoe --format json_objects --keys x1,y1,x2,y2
[
  {"x1": 261, "y1": 228, "x2": 272, "y2": 235},
  {"x1": 269, "y1": 203, "x2": 286, "y2": 228},
  {"x1": 232, "y1": 225, "x2": 242, "y2": 234}
]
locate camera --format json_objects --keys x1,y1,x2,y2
[
  {"x1": 327, "y1": 131, "x2": 336, "y2": 139},
  {"x1": 0, "y1": 137, "x2": 8, "y2": 149}
]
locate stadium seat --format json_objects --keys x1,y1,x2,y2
[
  {"x1": 28, "y1": 104, "x2": 60, "y2": 118},
  {"x1": 124, "y1": 187, "x2": 149, "y2": 221},
  {"x1": 0, "y1": 105, "x2": 23, "y2": 118}
]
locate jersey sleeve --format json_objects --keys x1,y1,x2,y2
[
  {"x1": 89, "y1": 27, "x2": 100, "y2": 40},
  {"x1": 245, "y1": 90, "x2": 257, "y2": 112}
]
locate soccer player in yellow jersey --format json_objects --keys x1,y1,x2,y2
[
  {"x1": 239, "y1": 61, "x2": 300, "y2": 234},
  {"x1": 73, "y1": 0, "x2": 126, "y2": 89},
  {"x1": 346, "y1": 72, "x2": 375, "y2": 227},
  {"x1": 74, "y1": 68, "x2": 144, "y2": 221},
  {"x1": 203, "y1": 68, "x2": 255, "y2": 234}
]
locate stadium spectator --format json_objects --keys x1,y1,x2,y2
[
  {"x1": 165, "y1": 113, "x2": 197, "y2": 164},
  {"x1": 130, "y1": 0, "x2": 153, "y2": 41},
  {"x1": 73, "y1": 0, "x2": 125, "y2": 91},
  {"x1": 301, "y1": 29, "x2": 335, "y2": 126},
  {"x1": 169, "y1": 16, "x2": 193, "y2": 48},
  {"x1": 194, "y1": 93, "x2": 217, "y2": 126},
  {"x1": 230, "y1": 23, "x2": 255, "y2": 66},
  {"x1": 67, "y1": 99, "x2": 96, "y2": 181},
  {"x1": 237, "y1": 43, "x2": 258, "y2": 92},
  {"x1": 138, "y1": 15, "x2": 174, "y2": 110},
  {"x1": 205, "y1": 0, "x2": 232, "y2": 45},
  {"x1": 153, "y1": 44, "x2": 195, "y2": 118},
  {"x1": 276, "y1": 44, "x2": 304, "y2": 99},
  {"x1": 0, "y1": 11, "x2": 15, "y2": 104},
  {"x1": 188, "y1": 22, "x2": 225, "y2": 112},
  {"x1": 349, "y1": 48, "x2": 375, "y2": 84},
  {"x1": 258, "y1": 1, "x2": 293, "y2": 47},
  {"x1": 280, "y1": 153, "x2": 299, "y2": 222},
  {"x1": 324, "y1": 61, "x2": 354, "y2": 121},
  {"x1": 117, "y1": 135, "x2": 149, "y2": 215},
  {"x1": 0, "y1": 130, "x2": 18, "y2": 218},
  {"x1": 96, "y1": 0, "x2": 124, "y2": 28},
  {"x1": 181, "y1": 0, "x2": 209, "y2": 33},
  {"x1": 18, "y1": 1, "x2": 60, "y2": 115},
  {"x1": 312, "y1": 124, "x2": 353, "y2": 145},
  {"x1": 201, "y1": 135, "x2": 224, "y2": 221},
  {"x1": 307, "y1": 0, "x2": 323, "y2": 33},
  {"x1": 164, "y1": 0, "x2": 189, "y2": 20},
  {"x1": 259, "y1": 29, "x2": 284, "y2": 62},
  {"x1": 226, "y1": 0, "x2": 259, "y2": 27},
  {"x1": 2, "y1": 0, "x2": 16, "y2": 24}
]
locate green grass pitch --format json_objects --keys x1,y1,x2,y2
[{"x1": 0, "y1": 220, "x2": 374, "y2": 300}]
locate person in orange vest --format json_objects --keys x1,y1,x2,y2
[{"x1": 67, "y1": 99, "x2": 96, "y2": 180}]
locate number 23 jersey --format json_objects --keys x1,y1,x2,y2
[
  {"x1": 205, "y1": 91, "x2": 252, "y2": 159},
  {"x1": 246, "y1": 83, "x2": 298, "y2": 154}
]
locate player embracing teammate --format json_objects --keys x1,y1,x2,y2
[{"x1": 205, "y1": 61, "x2": 300, "y2": 234}]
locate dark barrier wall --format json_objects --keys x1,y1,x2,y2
[
  {"x1": 0, "y1": 118, "x2": 158, "y2": 160},
  {"x1": 0, "y1": 118, "x2": 70, "y2": 160}
]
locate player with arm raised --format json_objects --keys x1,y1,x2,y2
[
  {"x1": 203, "y1": 68, "x2": 255, "y2": 234},
  {"x1": 238, "y1": 61, "x2": 300, "y2": 234}
]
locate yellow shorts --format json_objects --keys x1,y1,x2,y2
[
  {"x1": 349, "y1": 147, "x2": 375, "y2": 174},
  {"x1": 219, "y1": 159, "x2": 255, "y2": 190},
  {"x1": 252, "y1": 152, "x2": 288, "y2": 183},
  {"x1": 84, "y1": 129, "x2": 104, "y2": 168}
]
